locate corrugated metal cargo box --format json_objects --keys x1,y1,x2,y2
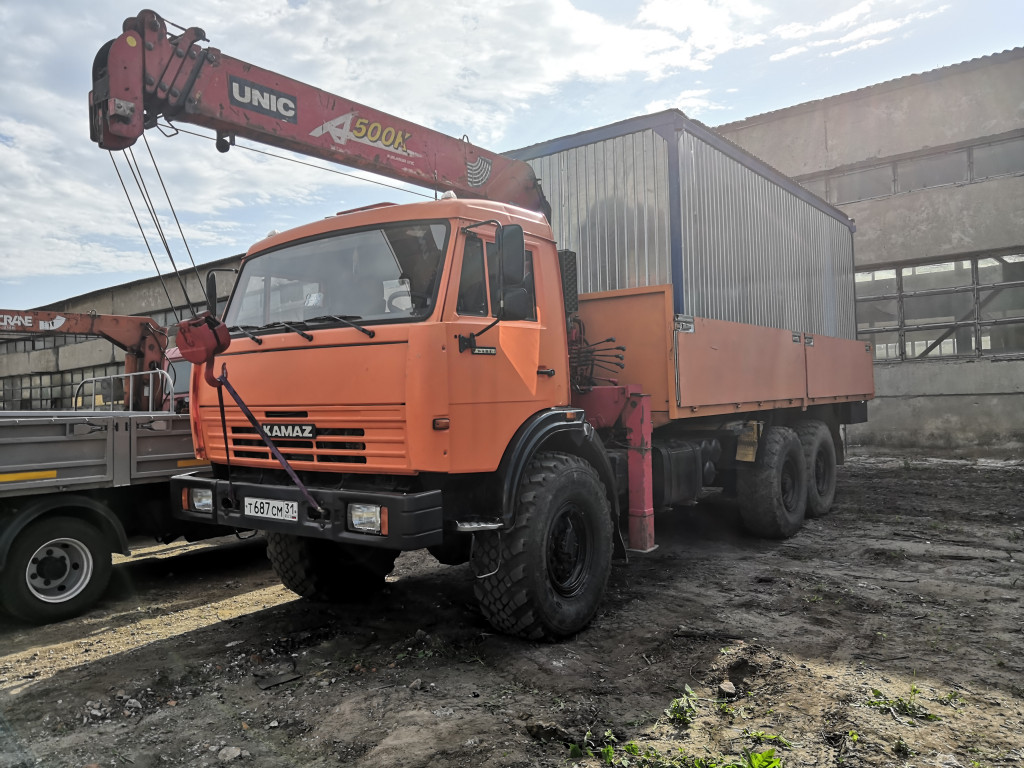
[{"x1": 507, "y1": 110, "x2": 857, "y2": 340}]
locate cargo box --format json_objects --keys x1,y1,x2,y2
[
  {"x1": 508, "y1": 111, "x2": 872, "y2": 423},
  {"x1": 508, "y1": 109, "x2": 857, "y2": 340}
]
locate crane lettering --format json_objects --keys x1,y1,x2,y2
[
  {"x1": 311, "y1": 112, "x2": 418, "y2": 156},
  {"x1": 0, "y1": 315, "x2": 33, "y2": 329},
  {"x1": 228, "y1": 76, "x2": 298, "y2": 124}
]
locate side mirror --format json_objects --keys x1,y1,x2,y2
[
  {"x1": 499, "y1": 225, "x2": 525, "y2": 284},
  {"x1": 205, "y1": 271, "x2": 218, "y2": 316}
]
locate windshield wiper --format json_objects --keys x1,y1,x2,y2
[
  {"x1": 258, "y1": 321, "x2": 314, "y2": 342},
  {"x1": 229, "y1": 325, "x2": 264, "y2": 345},
  {"x1": 303, "y1": 314, "x2": 375, "y2": 338}
]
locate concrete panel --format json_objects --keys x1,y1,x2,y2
[
  {"x1": 57, "y1": 339, "x2": 118, "y2": 370},
  {"x1": 849, "y1": 358, "x2": 1024, "y2": 454},
  {"x1": 718, "y1": 52, "x2": 1024, "y2": 173},
  {"x1": 842, "y1": 175, "x2": 1024, "y2": 267},
  {"x1": 63, "y1": 293, "x2": 114, "y2": 315},
  {"x1": 0, "y1": 348, "x2": 57, "y2": 377}
]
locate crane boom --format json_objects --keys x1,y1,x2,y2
[
  {"x1": 0, "y1": 309, "x2": 167, "y2": 410},
  {"x1": 89, "y1": 10, "x2": 550, "y2": 219}
]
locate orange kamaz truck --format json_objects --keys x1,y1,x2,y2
[{"x1": 90, "y1": 11, "x2": 873, "y2": 639}]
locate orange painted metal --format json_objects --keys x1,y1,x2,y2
[
  {"x1": 576, "y1": 286, "x2": 675, "y2": 425},
  {"x1": 190, "y1": 199, "x2": 567, "y2": 477},
  {"x1": 577, "y1": 288, "x2": 873, "y2": 421},
  {"x1": 624, "y1": 390, "x2": 656, "y2": 553},
  {"x1": 674, "y1": 317, "x2": 808, "y2": 417},
  {"x1": 805, "y1": 334, "x2": 875, "y2": 401}
]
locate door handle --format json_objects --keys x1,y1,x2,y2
[{"x1": 537, "y1": 367, "x2": 556, "y2": 377}]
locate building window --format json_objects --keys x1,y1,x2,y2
[
  {"x1": 897, "y1": 151, "x2": 968, "y2": 193},
  {"x1": 973, "y1": 136, "x2": 1024, "y2": 180},
  {"x1": 799, "y1": 133, "x2": 1024, "y2": 206},
  {"x1": 857, "y1": 253, "x2": 1024, "y2": 361},
  {"x1": 831, "y1": 165, "x2": 893, "y2": 204}
]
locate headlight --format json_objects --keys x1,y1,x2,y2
[
  {"x1": 348, "y1": 503, "x2": 384, "y2": 534},
  {"x1": 190, "y1": 488, "x2": 214, "y2": 513}
]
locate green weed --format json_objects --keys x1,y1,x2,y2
[
  {"x1": 866, "y1": 684, "x2": 940, "y2": 721},
  {"x1": 666, "y1": 685, "x2": 700, "y2": 726}
]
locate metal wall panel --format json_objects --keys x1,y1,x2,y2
[
  {"x1": 523, "y1": 129, "x2": 672, "y2": 294},
  {"x1": 678, "y1": 130, "x2": 855, "y2": 338},
  {"x1": 512, "y1": 111, "x2": 856, "y2": 340}
]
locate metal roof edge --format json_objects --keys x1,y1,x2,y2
[
  {"x1": 507, "y1": 109, "x2": 854, "y2": 232},
  {"x1": 715, "y1": 47, "x2": 1024, "y2": 132}
]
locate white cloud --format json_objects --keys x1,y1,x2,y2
[
  {"x1": 772, "y1": 1, "x2": 874, "y2": 40},
  {"x1": 766, "y1": 2, "x2": 950, "y2": 62},
  {"x1": 829, "y1": 37, "x2": 893, "y2": 57},
  {"x1": 638, "y1": 0, "x2": 770, "y2": 67},
  {"x1": 770, "y1": 45, "x2": 808, "y2": 61},
  {"x1": 646, "y1": 89, "x2": 727, "y2": 117}
]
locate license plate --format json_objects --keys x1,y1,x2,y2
[{"x1": 244, "y1": 497, "x2": 299, "y2": 521}]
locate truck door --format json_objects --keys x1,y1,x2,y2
[{"x1": 444, "y1": 231, "x2": 562, "y2": 473}]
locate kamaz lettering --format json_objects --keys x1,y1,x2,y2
[
  {"x1": 264, "y1": 424, "x2": 316, "y2": 439},
  {"x1": 229, "y1": 76, "x2": 298, "y2": 124}
]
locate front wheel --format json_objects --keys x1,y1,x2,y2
[
  {"x1": 473, "y1": 452, "x2": 613, "y2": 640},
  {"x1": 0, "y1": 516, "x2": 113, "y2": 624},
  {"x1": 265, "y1": 533, "x2": 397, "y2": 603}
]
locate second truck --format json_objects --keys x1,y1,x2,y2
[{"x1": 89, "y1": 10, "x2": 874, "y2": 640}]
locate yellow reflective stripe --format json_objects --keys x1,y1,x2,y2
[
  {"x1": 0, "y1": 470, "x2": 58, "y2": 483},
  {"x1": 176, "y1": 458, "x2": 210, "y2": 468}
]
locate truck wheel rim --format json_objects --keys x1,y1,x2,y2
[
  {"x1": 813, "y1": 449, "x2": 829, "y2": 495},
  {"x1": 24, "y1": 538, "x2": 94, "y2": 604},
  {"x1": 781, "y1": 458, "x2": 799, "y2": 512},
  {"x1": 547, "y1": 503, "x2": 589, "y2": 598}
]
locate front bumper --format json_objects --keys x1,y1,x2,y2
[{"x1": 171, "y1": 471, "x2": 443, "y2": 549}]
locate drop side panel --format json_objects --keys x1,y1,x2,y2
[
  {"x1": 577, "y1": 287, "x2": 674, "y2": 425},
  {"x1": 673, "y1": 318, "x2": 807, "y2": 418},
  {"x1": 805, "y1": 335, "x2": 875, "y2": 401}
]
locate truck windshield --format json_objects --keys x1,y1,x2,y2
[{"x1": 224, "y1": 220, "x2": 449, "y2": 329}]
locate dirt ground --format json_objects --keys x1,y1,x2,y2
[{"x1": 1, "y1": 454, "x2": 1022, "y2": 768}]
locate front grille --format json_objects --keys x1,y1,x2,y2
[{"x1": 217, "y1": 408, "x2": 407, "y2": 471}]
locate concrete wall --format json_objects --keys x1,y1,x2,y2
[
  {"x1": 717, "y1": 51, "x2": 1024, "y2": 175},
  {"x1": 844, "y1": 175, "x2": 1024, "y2": 267},
  {"x1": 848, "y1": 358, "x2": 1024, "y2": 455}
]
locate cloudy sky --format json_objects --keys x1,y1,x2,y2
[{"x1": 0, "y1": 0, "x2": 1019, "y2": 309}]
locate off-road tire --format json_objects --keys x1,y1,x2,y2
[
  {"x1": 0, "y1": 516, "x2": 112, "y2": 624},
  {"x1": 795, "y1": 420, "x2": 837, "y2": 518},
  {"x1": 265, "y1": 533, "x2": 397, "y2": 602},
  {"x1": 473, "y1": 452, "x2": 613, "y2": 640},
  {"x1": 738, "y1": 426, "x2": 808, "y2": 539}
]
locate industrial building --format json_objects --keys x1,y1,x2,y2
[
  {"x1": 716, "y1": 47, "x2": 1024, "y2": 453},
  {"x1": 2, "y1": 48, "x2": 1022, "y2": 453}
]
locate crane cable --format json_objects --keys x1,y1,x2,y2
[
  {"x1": 118, "y1": 145, "x2": 201, "y2": 317},
  {"x1": 107, "y1": 152, "x2": 185, "y2": 323},
  {"x1": 141, "y1": 133, "x2": 206, "y2": 311},
  {"x1": 111, "y1": 121, "x2": 438, "y2": 327},
  {"x1": 160, "y1": 122, "x2": 435, "y2": 200}
]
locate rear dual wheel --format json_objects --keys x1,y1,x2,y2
[
  {"x1": 795, "y1": 420, "x2": 838, "y2": 518},
  {"x1": 738, "y1": 426, "x2": 808, "y2": 539}
]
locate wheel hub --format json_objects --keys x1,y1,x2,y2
[
  {"x1": 547, "y1": 505, "x2": 589, "y2": 597},
  {"x1": 25, "y1": 538, "x2": 93, "y2": 604}
]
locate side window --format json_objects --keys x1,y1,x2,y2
[
  {"x1": 456, "y1": 236, "x2": 488, "y2": 316},
  {"x1": 485, "y1": 242, "x2": 537, "y2": 321}
]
